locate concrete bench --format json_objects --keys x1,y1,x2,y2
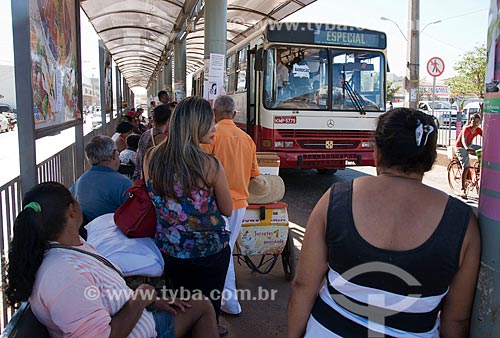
[{"x1": 1, "y1": 302, "x2": 49, "y2": 338}]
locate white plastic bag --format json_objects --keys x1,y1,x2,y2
[{"x1": 86, "y1": 213, "x2": 164, "y2": 277}]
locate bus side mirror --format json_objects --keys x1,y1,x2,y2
[{"x1": 255, "y1": 49, "x2": 266, "y2": 71}]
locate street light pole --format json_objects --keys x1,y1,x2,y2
[
  {"x1": 421, "y1": 20, "x2": 442, "y2": 34},
  {"x1": 406, "y1": 0, "x2": 420, "y2": 109},
  {"x1": 380, "y1": 17, "x2": 407, "y2": 41}
]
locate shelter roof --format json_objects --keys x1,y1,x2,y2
[{"x1": 81, "y1": 0, "x2": 316, "y2": 88}]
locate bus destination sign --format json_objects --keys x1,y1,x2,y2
[{"x1": 314, "y1": 28, "x2": 386, "y2": 49}]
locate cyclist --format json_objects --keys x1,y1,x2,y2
[{"x1": 455, "y1": 113, "x2": 482, "y2": 196}]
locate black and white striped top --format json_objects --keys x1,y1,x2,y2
[{"x1": 305, "y1": 181, "x2": 471, "y2": 338}]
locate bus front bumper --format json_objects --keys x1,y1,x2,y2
[{"x1": 277, "y1": 151, "x2": 375, "y2": 169}]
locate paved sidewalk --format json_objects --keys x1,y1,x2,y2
[{"x1": 435, "y1": 147, "x2": 450, "y2": 167}]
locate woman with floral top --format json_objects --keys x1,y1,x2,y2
[{"x1": 143, "y1": 96, "x2": 233, "y2": 334}]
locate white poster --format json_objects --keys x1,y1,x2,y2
[
  {"x1": 174, "y1": 81, "x2": 185, "y2": 101},
  {"x1": 209, "y1": 53, "x2": 225, "y2": 81}
]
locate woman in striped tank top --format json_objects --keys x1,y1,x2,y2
[{"x1": 288, "y1": 108, "x2": 481, "y2": 338}]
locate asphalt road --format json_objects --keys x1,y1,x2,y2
[{"x1": 221, "y1": 164, "x2": 476, "y2": 338}]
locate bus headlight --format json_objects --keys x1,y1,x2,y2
[
  {"x1": 275, "y1": 141, "x2": 294, "y2": 148},
  {"x1": 361, "y1": 141, "x2": 374, "y2": 148}
]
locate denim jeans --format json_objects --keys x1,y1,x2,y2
[{"x1": 152, "y1": 311, "x2": 174, "y2": 338}]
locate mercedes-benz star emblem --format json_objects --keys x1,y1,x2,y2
[{"x1": 327, "y1": 119, "x2": 335, "y2": 128}]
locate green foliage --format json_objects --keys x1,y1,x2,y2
[
  {"x1": 386, "y1": 80, "x2": 401, "y2": 101},
  {"x1": 445, "y1": 44, "x2": 486, "y2": 98}
]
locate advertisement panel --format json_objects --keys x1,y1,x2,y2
[{"x1": 29, "y1": 0, "x2": 80, "y2": 130}]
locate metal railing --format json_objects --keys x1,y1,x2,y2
[{"x1": 0, "y1": 122, "x2": 113, "y2": 329}]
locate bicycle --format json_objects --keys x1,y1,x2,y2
[{"x1": 447, "y1": 149, "x2": 481, "y2": 198}]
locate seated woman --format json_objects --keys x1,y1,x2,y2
[
  {"x1": 112, "y1": 121, "x2": 134, "y2": 153},
  {"x1": 288, "y1": 108, "x2": 481, "y2": 338},
  {"x1": 5, "y1": 182, "x2": 218, "y2": 338}
]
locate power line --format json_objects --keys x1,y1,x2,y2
[
  {"x1": 421, "y1": 32, "x2": 467, "y2": 53},
  {"x1": 438, "y1": 8, "x2": 488, "y2": 23}
]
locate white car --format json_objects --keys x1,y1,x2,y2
[
  {"x1": 0, "y1": 114, "x2": 8, "y2": 133},
  {"x1": 418, "y1": 101, "x2": 457, "y2": 127}
]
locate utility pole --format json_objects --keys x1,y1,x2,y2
[{"x1": 406, "y1": 0, "x2": 419, "y2": 109}]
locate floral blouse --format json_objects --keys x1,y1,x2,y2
[{"x1": 146, "y1": 179, "x2": 229, "y2": 259}]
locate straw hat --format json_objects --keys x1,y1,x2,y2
[{"x1": 247, "y1": 175, "x2": 285, "y2": 204}]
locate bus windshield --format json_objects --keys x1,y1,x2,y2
[
  {"x1": 263, "y1": 47, "x2": 384, "y2": 112},
  {"x1": 332, "y1": 50, "x2": 384, "y2": 112},
  {"x1": 265, "y1": 47, "x2": 328, "y2": 109}
]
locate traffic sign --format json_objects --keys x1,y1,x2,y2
[{"x1": 427, "y1": 57, "x2": 445, "y2": 77}]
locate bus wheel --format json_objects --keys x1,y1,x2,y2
[{"x1": 317, "y1": 169, "x2": 337, "y2": 175}]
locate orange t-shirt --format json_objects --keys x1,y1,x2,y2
[{"x1": 201, "y1": 119, "x2": 260, "y2": 210}]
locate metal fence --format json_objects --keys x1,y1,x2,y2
[{"x1": 0, "y1": 123, "x2": 110, "y2": 329}]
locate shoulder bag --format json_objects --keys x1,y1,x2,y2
[{"x1": 114, "y1": 178, "x2": 157, "y2": 238}]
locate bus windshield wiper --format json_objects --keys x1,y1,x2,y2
[{"x1": 341, "y1": 68, "x2": 366, "y2": 115}]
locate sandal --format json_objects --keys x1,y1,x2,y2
[{"x1": 218, "y1": 325, "x2": 229, "y2": 337}]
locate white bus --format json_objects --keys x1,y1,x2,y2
[{"x1": 192, "y1": 22, "x2": 387, "y2": 173}]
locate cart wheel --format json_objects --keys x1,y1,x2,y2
[{"x1": 282, "y1": 229, "x2": 296, "y2": 281}]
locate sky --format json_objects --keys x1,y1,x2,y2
[
  {"x1": 0, "y1": 0, "x2": 489, "y2": 92},
  {"x1": 285, "y1": 0, "x2": 489, "y2": 81}
]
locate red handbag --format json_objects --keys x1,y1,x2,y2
[{"x1": 114, "y1": 179, "x2": 157, "y2": 238}]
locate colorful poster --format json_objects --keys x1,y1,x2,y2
[
  {"x1": 104, "y1": 50, "x2": 113, "y2": 113},
  {"x1": 29, "y1": 0, "x2": 80, "y2": 129}
]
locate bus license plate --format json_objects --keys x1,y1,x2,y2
[{"x1": 274, "y1": 116, "x2": 297, "y2": 124}]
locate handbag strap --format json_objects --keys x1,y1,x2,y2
[
  {"x1": 150, "y1": 128, "x2": 156, "y2": 147},
  {"x1": 49, "y1": 243, "x2": 123, "y2": 278}
]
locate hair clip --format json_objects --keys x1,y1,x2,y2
[
  {"x1": 415, "y1": 120, "x2": 424, "y2": 147},
  {"x1": 415, "y1": 119, "x2": 435, "y2": 147},
  {"x1": 24, "y1": 201, "x2": 42, "y2": 213}
]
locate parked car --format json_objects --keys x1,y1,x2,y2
[
  {"x1": 462, "y1": 101, "x2": 482, "y2": 121},
  {"x1": 0, "y1": 103, "x2": 16, "y2": 119},
  {"x1": 418, "y1": 101, "x2": 457, "y2": 127},
  {"x1": 0, "y1": 114, "x2": 9, "y2": 133},
  {"x1": 92, "y1": 110, "x2": 111, "y2": 129}
]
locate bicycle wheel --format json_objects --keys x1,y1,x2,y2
[{"x1": 447, "y1": 160, "x2": 463, "y2": 195}]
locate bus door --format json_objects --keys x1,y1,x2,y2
[{"x1": 246, "y1": 47, "x2": 258, "y2": 140}]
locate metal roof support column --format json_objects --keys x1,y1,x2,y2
[
  {"x1": 74, "y1": 4, "x2": 84, "y2": 179},
  {"x1": 115, "y1": 66, "x2": 122, "y2": 115},
  {"x1": 174, "y1": 38, "x2": 187, "y2": 101},
  {"x1": 470, "y1": 2, "x2": 500, "y2": 331},
  {"x1": 157, "y1": 70, "x2": 162, "y2": 91},
  {"x1": 99, "y1": 40, "x2": 108, "y2": 135},
  {"x1": 122, "y1": 78, "x2": 128, "y2": 107},
  {"x1": 128, "y1": 85, "x2": 133, "y2": 108},
  {"x1": 11, "y1": 0, "x2": 37, "y2": 192},
  {"x1": 164, "y1": 62, "x2": 173, "y2": 99},
  {"x1": 204, "y1": 0, "x2": 227, "y2": 100}
]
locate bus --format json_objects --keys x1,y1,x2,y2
[{"x1": 192, "y1": 22, "x2": 387, "y2": 173}]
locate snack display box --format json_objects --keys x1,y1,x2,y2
[{"x1": 237, "y1": 202, "x2": 288, "y2": 256}]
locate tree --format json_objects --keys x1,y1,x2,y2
[
  {"x1": 445, "y1": 44, "x2": 486, "y2": 99},
  {"x1": 386, "y1": 80, "x2": 401, "y2": 101}
]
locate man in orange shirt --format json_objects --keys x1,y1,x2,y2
[{"x1": 202, "y1": 95, "x2": 260, "y2": 315}]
